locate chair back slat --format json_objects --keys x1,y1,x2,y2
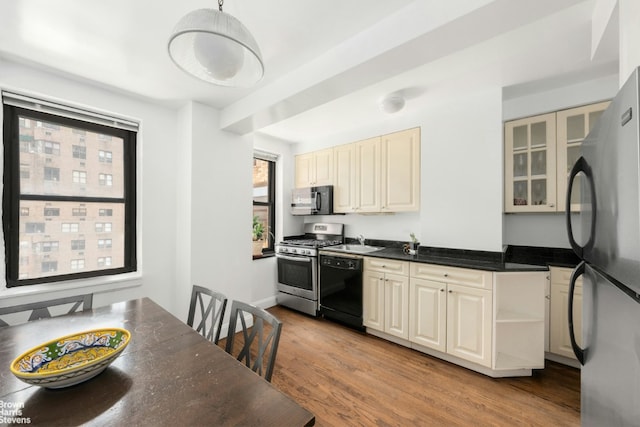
[
  {"x1": 225, "y1": 300, "x2": 282, "y2": 382},
  {"x1": 0, "y1": 294, "x2": 93, "y2": 327},
  {"x1": 187, "y1": 285, "x2": 228, "y2": 345}
]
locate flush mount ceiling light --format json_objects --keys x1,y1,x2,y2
[
  {"x1": 379, "y1": 94, "x2": 406, "y2": 114},
  {"x1": 168, "y1": 0, "x2": 264, "y2": 87}
]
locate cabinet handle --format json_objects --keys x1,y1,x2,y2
[
  {"x1": 448, "y1": 290, "x2": 452, "y2": 293},
  {"x1": 443, "y1": 273, "x2": 449, "y2": 277},
  {"x1": 549, "y1": 203, "x2": 555, "y2": 208},
  {"x1": 440, "y1": 289, "x2": 445, "y2": 292}
]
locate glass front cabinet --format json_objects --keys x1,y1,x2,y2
[
  {"x1": 504, "y1": 101, "x2": 610, "y2": 213},
  {"x1": 504, "y1": 113, "x2": 557, "y2": 213}
]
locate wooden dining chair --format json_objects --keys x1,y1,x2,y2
[
  {"x1": 0, "y1": 294, "x2": 93, "y2": 327},
  {"x1": 187, "y1": 285, "x2": 228, "y2": 345},
  {"x1": 224, "y1": 300, "x2": 282, "y2": 382}
]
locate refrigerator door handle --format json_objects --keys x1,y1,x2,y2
[
  {"x1": 568, "y1": 261, "x2": 586, "y2": 365},
  {"x1": 566, "y1": 156, "x2": 597, "y2": 258}
]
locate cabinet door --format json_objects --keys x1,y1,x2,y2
[
  {"x1": 409, "y1": 278, "x2": 446, "y2": 352},
  {"x1": 363, "y1": 270, "x2": 385, "y2": 331},
  {"x1": 549, "y1": 279, "x2": 582, "y2": 360},
  {"x1": 313, "y1": 148, "x2": 334, "y2": 186},
  {"x1": 355, "y1": 137, "x2": 381, "y2": 212},
  {"x1": 333, "y1": 143, "x2": 356, "y2": 213},
  {"x1": 381, "y1": 128, "x2": 420, "y2": 212},
  {"x1": 447, "y1": 284, "x2": 492, "y2": 367},
  {"x1": 384, "y1": 273, "x2": 409, "y2": 339},
  {"x1": 294, "y1": 153, "x2": 314, "y2": 188},
  {"x1": 556, "y1": 101, "x2": 610, "y2": 212},
  {"x1": 504, "y1": 113, "x2": 557, "y2": 212}
]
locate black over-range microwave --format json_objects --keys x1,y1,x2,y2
[{"x1": 291, "y1": 185, "x2": 334, "y2": 215}]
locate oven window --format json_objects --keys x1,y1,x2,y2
[{"x1": 278, "y1": 258, "x2": 313, "y2": 291}]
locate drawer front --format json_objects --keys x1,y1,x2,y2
[
  {"x1": 410, "y1": 263, "x2": 493, "y2": 290},
  {"x1": 364, "y1": 257, "x2": 409, "y2": 276}
]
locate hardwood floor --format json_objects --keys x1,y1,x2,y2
[{"x1": 266, "y1": 305, "x2": 580, "y2": 427}]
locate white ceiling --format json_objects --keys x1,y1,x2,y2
[{"x1": 0, "y1": 0, "x2": 618, "y2": 143}]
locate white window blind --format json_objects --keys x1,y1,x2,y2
[
  {"x1": 254, "y1": 149, "x2": 279, "y2": 162},
  {"x1": 1, "y1": 91, "x2": 139, "y2": 132}
]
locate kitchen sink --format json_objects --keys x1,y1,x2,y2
[{"x1": 324, "y1": 244, "x2": 384, "y2": 254}]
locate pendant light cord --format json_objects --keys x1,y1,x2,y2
[{"x1": 218, "y1": 0, "x2": 223, "y2": 12}]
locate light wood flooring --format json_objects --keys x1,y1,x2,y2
[{"x1": 266, "y1": 305, "x2": 580, "y2": 427}]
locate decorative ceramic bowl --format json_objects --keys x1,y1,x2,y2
[{"x1": 10, "y1": 327, "x2": 130, "y2": 389}]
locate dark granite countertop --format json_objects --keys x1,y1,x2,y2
[{"x1": 320, "y1": 241, "x2": 580, "y2": 273}]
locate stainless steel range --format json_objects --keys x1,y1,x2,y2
[{"x1": 275, "y1": 223, "x2": 344, "y2": 316}]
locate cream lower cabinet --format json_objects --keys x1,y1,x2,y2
[
  {"x1": 410, "y1": 263, "x2": 493, "y2": 368},
  {"x1": 549, "y1": 266, "x2": 582, "y2": 360},
  {"x1": 363, "y1": 257, "x2": 409, "y2": 339}
]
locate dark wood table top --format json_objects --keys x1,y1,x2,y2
[{"x1": 0, "y1": 297, "x2": 315, "y2": 426}]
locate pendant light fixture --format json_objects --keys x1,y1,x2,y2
[{"x1": 168, "y1": 0, "x2": 264, "y2": 87}]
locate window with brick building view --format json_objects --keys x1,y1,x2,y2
[
  {"x1": 252, "y1": 156, "x2": 275, "y2": 255},
  {"x1": 2, "y1": 100, "x2": 136, "y2": 287}
]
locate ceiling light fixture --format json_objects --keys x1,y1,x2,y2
[
  {"x1": 379, "y1": 94, "x2": 405, "y2": 114},
  {"x1": 168, "y1": 0, "x2": 264, "y2": 87}
]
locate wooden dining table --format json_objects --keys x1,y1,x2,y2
[{"x1": 0, "y1": 297, "x2": 315, "y2": 426}]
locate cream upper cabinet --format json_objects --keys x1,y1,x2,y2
[
  {"x1": 504, "y1": 101, "x2": 611, "y2": 213},
  {"x1": 504, "y1": 113, "x2": 557, "y2": 212},
  {"x1": 381, "y1": 127, "x2": 421, "y2": 212},
  {"x1": 363, "y1": 257, "x2": 409, "y2": 339},
  {"x1": 333, "y1": 143, "x2": 357, "y2": 213},
  {"x1": 294, "y1": 147, "x2": 334, "y2": 188},
  {"x1": 556, "y1": 101, "x2": 610, "y2": 212},
  {"x1": 355, "y1": 137, "x2": 382, "y2": 213},
  {"x1": 331, "y1": 127, "x2": 421, "y2": 213},
  {"x1": 549, "y1": 266, "x2": 582, "y2": 360}
]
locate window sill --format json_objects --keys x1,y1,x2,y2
[
  {"x1": 253, "y1": 252, "x2": 275, "y2": 260},
  {"x1": 0, "y1": 272, "x2": 143, "y2": 303}
]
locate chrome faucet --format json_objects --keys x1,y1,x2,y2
[{"x1": 357, "y1": 234, "x2": 365, "y2": 245}]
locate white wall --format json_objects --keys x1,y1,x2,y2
[
  {"x1": 0, "y1": 58, "x2": 178, "y2": 312},
  {"x1": 298, "y1": 87, "x2": 504, "y2": 252},
  {"x1": 502, "y1": 73, "x2": 619, "y2": 248}
]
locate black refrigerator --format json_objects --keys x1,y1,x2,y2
[{"x1": 566, "y1": 67, "x2": 640, "y2": 426}]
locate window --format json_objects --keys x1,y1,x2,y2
[
  {"x1": 99, "y1": 150, "x2": 112, "y2": 163},
  {"x1": 71, "y1": 259, "x2": 85, "y2": 270},
  {"x1": 72, "y1": 145, "x2": 86, "y2": 159},
  {"x1": 33, "y1": 241, "x2": 59, "y2": 253},
  {"x1": 71, "y1": 239, "x2": 85, "y2": 250},
  {"x1": 25, "y1": 223, "x2": 45, "y2": 233},
  {"x1": 2, "y1": 92, "x2": 137, "y2": 287},
  {"x1": 44, "y1": 167, "x2": 60, "y2": 181},
  {"x1": 95, "y1": 222, "x2": 112, "y2": 232},
  {"x1": 252, "y1": 153, "x2": 276, "y2": 256},
  {"x1": 72, "y1": 170, "x2": 87, "y2": 184},
  {"x1": 61, "y1": 223, "x2": 79, "y2": 232},
  {"x1": 44, "y1": 141, "x2": 60, "y2": 155},
  {"x1": 41, "y1": 261, "x2": 58, "y2": 273},
  {"x1": 99, "y1": 173, "x2": 113, "y2": 186},
  {"x1": 98, "y1": 239, "x2": 112, "y2": 249},
  {"x1": 44, "y1": 207, "x2": 60, "y2": 216}
]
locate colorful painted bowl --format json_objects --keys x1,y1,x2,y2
[{"x1": 10, "y1": 327, "x2": 130, "y2": 389}]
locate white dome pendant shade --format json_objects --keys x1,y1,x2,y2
[{"x1": 168, "y1": 8, "x2": 264, "y2": 87}]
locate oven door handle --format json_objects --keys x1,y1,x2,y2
[{"x1": 276, "y1": 254, "x2": 312, "y2": 262}]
